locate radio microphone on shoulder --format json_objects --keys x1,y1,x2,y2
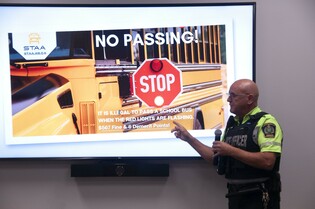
[{"x1": 212, "y1": 129, "x2": 222, "y2": 166}]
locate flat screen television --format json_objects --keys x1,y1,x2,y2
[{"x1": 0, "y1": 3, "x2": 256, "y2": 160}]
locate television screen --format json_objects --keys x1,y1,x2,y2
[{"x1": 0, "y1": 3, "x2": 255, "y2": 159}]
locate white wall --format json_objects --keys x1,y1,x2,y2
[
  {"x1": 0, "y1": 0, "x2": 315, "y2": 209},
  {"x1": 255, "y1": 0, "x2": 315, "y2": 208}
]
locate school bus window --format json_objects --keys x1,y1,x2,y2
[
  {"x1": 137, "y1": 29, "x2": 146, "y2": 61},
  {"x1": 70, "y1": 31, "x2": 92, "y2": 58},
  {"x1": 192, "y1": 26, "x2": 198, "y2": 63},
  {"x1": 213, "y1": 26, "x2": 218, "y2": 63},
  {"x1": 197, "y1": 26, "x2": 205, "y2": 63},
  {"x1": 145, "y1": 28, "x2": 158, "y2": 59},
  {"x1": 220, "y1": 25, "x2": 226, "y2": 64},
  {"x1": 49, "y1": 32, "x2": 72, "y2": 59},
  {"x1": 46, "y1": 31, "x2": 92, "y2": 60},
  {"x1": 209, "y1": 26, "x2": 215, "y2": 63},
  {"x1": 58, "y1": 89, "x2": 74, "y2": 109},
  {"x1": 179, "y1": 27, "x2": 186, "y2": 63},
  {"x1": 172, "y1": 27, "x2": 181, "y2": 63},
  {"x1": 9, "y1": 33, "x2": 24, "y2": 61},
  {"x1": 185, "y1": 27, "x2": 193, "y2": 63},
  {"x1": 132, "y1": 30, "x2": 140, "y2": 62},
  {"x1": 160, "y1": 28, "x2": 169, "y2": 59},
  {"x1": 204, "y1": 26, "x2": 210, "y2": 63},
  {"x1": 93, "y1": 30, "x2": 130, "y2": 62},
  {"x1": 12, "y1": 74, "x2": 69, "y2": 115},
  {"x1": 155, "y1": 28, "x2": 163, "y2": 58},
  {"x1": 167, "y1": 27, "x2": 175, "y2": 62}
]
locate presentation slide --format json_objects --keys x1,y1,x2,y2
[{"x1": 0, "y1": 4, "x2": 254, "y2": 158}]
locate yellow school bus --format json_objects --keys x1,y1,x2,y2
[{"x1": 10, "y1": 26, "x2": 226, "y2": 136}]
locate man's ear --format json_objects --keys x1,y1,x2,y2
[{"x1": 247, "y1": 94, "x2": 254, "y2": 105}]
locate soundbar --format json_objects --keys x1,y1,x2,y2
[{"x1": 71, "y1": 162, "x2": 169, "y2": 177}]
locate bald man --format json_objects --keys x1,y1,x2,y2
[{"x1": 172, "y1": 79, "x2": 283, "y2": 209}]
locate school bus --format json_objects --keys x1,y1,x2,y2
[{"x1": 10, "y1": 25, "x2": 226, "y2": 136}]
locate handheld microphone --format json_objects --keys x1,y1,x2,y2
[{"x1": 212, "y1": 129, "x2": 222, "y2": 166}]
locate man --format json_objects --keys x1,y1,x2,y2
[{"x1": 171, "y1": 79, "x2": 282, "y2": 209}]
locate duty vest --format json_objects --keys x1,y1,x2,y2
[{"x1": 222, "y1": 112, "x2": 280, "y2": 179}]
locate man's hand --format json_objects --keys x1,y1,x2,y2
[
  {"x1": 171, "y1": 121, "x2": 214, "y2": 162},
  {"x1": 212, "y1": 141, "x2": 234, "y2": 156},
  {"x1": 171, "y1": 121, "x2": 193, "y2": 142},
  {"x1": 213, "y1": 141, "x2": 277, "y2": 170}
]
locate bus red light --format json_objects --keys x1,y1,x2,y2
[{"x1": 150, "y1": 59, "x2": 163, "y2": 72}]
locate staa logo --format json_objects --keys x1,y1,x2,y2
[
  {"x1": 29, "y1": 33, "x2": 41, "y2": 44},
  {"x1": 24, "y1": 33, "x2": 46, "y2": 51},
  {"x1": 12, "y1": 32, "x2": 56, "y2": 60}
]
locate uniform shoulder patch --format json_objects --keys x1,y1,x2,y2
[{"x1": 262, "y1": 123, "x2": 276, "y2": 138}]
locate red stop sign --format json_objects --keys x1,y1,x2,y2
[{"x1": 133, "y1": 58, "x2": 182, "y2": 107}]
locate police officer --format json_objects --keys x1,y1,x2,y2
[{"x1": 172, "y1": 79, "x2": 282, "y2": 209}]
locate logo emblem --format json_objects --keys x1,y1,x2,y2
[
  {"x1": 28, "y1": 33, "x2": 41, "y2": 44},
  {"x1": 262, "y1": 123, "x2": 276, "y2": 138},
  {"x1": 12, "y1": 32, "x2": 57, "y2": 60}
]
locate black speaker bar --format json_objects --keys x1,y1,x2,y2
[{"x1": 71, "y1": 162, "x2": 169, "y2": 177}]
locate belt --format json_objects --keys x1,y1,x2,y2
[
  {"x1": 226, "y1": 179, "x2": 269, "y2": 198},
  {"x1": 227, "y1": 177, "x2": 269, "y2": 185}
]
